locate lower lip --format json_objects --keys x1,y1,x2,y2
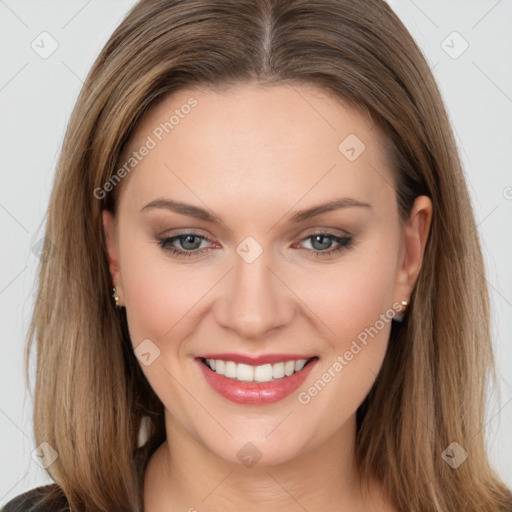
[{"x1": 196, "y1": 358, "x2": 317, "y2": 405}]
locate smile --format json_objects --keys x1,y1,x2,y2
[
  {"x1": 203, "y1": 357, "x2": 312, "y2": 383},
  {"x1": 196, "y1": 355, "x2": 318, "y2": 405}
]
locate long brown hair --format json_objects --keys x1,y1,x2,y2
[{"x1": 25, "y1": 0, "x2": 512, "y2": 510}]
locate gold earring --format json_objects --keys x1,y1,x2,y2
[
  {"x1": 112, "y1": 287, "x2": 120, "y2": 307},
  {"x1": 394, "y1": 300, "x2": 409, "y2": 322}
]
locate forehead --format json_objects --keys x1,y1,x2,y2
[{"x1": 117, "y1": 83, "x2": 395, "y2": 218}]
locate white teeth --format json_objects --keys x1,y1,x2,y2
[
  {"x1": 254, "y1": 364, "x2": 273, "y2": 382},
  {"x1": 272, "y1": 362, "x2": 285, "y2": 379},
  {"x1": 295, "y1": 360, "x2": 307, "y2": 372},
  {"x1": 284, "y1": 361, "x2": 295, "y2": 376},
  {"x1": 225, "y1": 361, "x2": 237, "y2": 378},
  {"x1": 236, "y1": 363, "x2": 254, "y2": 382},
  {"x1": 205, "y1": 358, "x2": 311, "y2": 382},
  {"x1": 215, "y1": 359, "x2": 225, "y2": 374}
]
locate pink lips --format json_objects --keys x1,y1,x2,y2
[{"x1": 195, "y1": 354, "x2": 318, "y2": 405}]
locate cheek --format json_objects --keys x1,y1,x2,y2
[
  {"x1": 119, "y1": 239, "x2": 203, "y2": 346},
  {"x1": 291, "y1": 236, "x2": 399, "y2": 348},
  {"x1": 291, "y1": 235, "x2": 398, "y2": 414},
  {"x1": 119, "y1": 245, "x2": 207, "y2": 423}
]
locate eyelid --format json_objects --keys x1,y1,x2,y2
[
  {"x1": 157, "y1": 227, "x2": 213, "y2": 238},
  {"x1": 295, "y1": 226, "x2": 353, "y2": 239}
]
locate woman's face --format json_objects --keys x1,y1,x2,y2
[{"x1": 104, "y1": 83, "x2": 431, "y2": 466}]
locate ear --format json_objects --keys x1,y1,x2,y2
[
  {"x1": 393, "y1": 195, "x2": 433, "y2": 304},
  {"x1": 102, "y1": 210, "x2": 124, "y2": 306}
]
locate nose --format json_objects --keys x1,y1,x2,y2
[{"x1": 214, "y1": 246, "x2": 295, "y2": 340}]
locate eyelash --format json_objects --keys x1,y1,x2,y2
[{"x1": 156, "y1": 231, "x2": 353, "y2": 259}]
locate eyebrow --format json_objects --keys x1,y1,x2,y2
[{"x1": 141, "y1": 197, "x2": 372, "y2": 224}]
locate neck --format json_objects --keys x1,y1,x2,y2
[{"x1": 143, "y1": 411, "x2": 392, "y2": 512}]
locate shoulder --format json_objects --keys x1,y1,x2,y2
[{"x1": 1, "y1": 484, "x2": 68, "y2": 512}]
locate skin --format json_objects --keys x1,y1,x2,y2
[{"x1": 103, "y1": 82, "x2": 432, "y2": 512}]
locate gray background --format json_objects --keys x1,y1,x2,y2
[{"x1": 1, "y1": 0, "x2": 511, "y2": 504}]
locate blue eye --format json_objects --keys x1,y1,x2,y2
[
  {"x1": 297, "y1": 232, "x2": 353, "y2": 257},
  {"x1": 157, "y1": 234, "x2": 210, "y2": 259},
  {"x1": 157, "y1": 231, "x2": 353, "y2": 259}
]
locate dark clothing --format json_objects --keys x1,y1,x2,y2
[
  {"x1": 2, "y1": 446, "x2": 149, "y2": 511},
  {"x1": 1, "y1": 484, "x2": 68, "y2": 512}
]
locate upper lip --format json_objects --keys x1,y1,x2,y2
[{"x1": 197, "y1": 353, "x2": 317, "y2": 365}]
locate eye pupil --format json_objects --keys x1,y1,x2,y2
[
  {"x1": 311, "y1": 235, "x2": 332, "y2": 251},
  {"x1": 180, "y1": 235, "x2": 202, "y2": 250}
]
